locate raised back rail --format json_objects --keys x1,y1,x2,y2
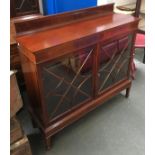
[{"x1": 14, "y1": 4, "x2": 114, "y2": 36}]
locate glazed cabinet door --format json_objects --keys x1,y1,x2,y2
[
  {"x1": 10, "y1": 0, "x2": 40, "y2": 17},
  {"x1": 98, "y1": 34, "x2": 134, "y2": 94},
  {"x1": 38, "y1": 46, "x2": 95, "y2": 121}
]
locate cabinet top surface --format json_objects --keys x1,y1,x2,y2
[{"x1": 17, "y1": 13, "x2": 137, "y2": 53}]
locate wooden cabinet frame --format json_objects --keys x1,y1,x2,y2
[
  {"x1": 15, "y1": 4, "x2": 139, "y2": 150},
  {"x1": 10, "y1": 0, "x2": 40, "y2": 18}
]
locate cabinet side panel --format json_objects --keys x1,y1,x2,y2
[{"x1": 20, "y1": 52, "x2": 45, "y2": 125}]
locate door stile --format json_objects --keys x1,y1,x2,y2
[{"x1": 92, "y1": 44, "x2": 100, "y2": 98}]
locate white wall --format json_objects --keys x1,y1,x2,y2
[
  {"x1": 114, "y1": 0, "x2": 135, "y2": 5},
  {"x1": 97, "y1": 0, "x2": 135, "y2": 6},
  {"x1": 97, "y1": 0, "x2": 108, "y2": 5}
]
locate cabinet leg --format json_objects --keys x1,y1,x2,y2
[
  {"x1": 143, "y1": 48, "x2": 145, "y2": 64},
  {"x1": 125, "y1": 87, "x2": 131, "y2": 98},
  {"x1": 44, "y1": 137, "x2": 52, "y2": 150}
]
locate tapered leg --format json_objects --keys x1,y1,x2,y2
[
  {"x1": 44, "y1": 137, "x2": 52, "y2": 150},
  {"x1": 125, "y1": 87, "x2": 131, "y2": 98},
  {"x1": 143, "y1": 48, "x2": 145, "y2": 64}
]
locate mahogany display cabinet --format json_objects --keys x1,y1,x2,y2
[
  {"x1": 15, "y1": 4, "x2": 139, "y2": 150},
  {"x1": 10, "y1": 0, "x2": 40, "y2": 18}
]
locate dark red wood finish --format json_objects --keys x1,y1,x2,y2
[
  {"x1": 15, "y1": 4, "x2": 139, "y2": 150},
  {"x1": 10, "y1": 14, "x2": 43, "y2": 88}
]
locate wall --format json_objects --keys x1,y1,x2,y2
[{"x1": 97, "y1": 0, "x2": 135, "y2": 5}]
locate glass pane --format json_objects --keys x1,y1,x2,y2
[
  {"x1": 15, "y1": 0, "x2": 38, "y2": 13},
  {"x1": 98, "y1": 35, "x2": 132, "y2": 94},
  {"x1": 40, "y1": 47, "x2": 94, "y2": 120}
]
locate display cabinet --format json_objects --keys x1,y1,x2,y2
[{"x1": 15, "y1": 4, "x2": 139, "y2": 149}]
